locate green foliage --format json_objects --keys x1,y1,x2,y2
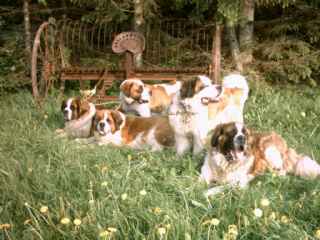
[
  {"x1": 254, "y1": 3, "x2": 320, "y2": 85},
  {"x1": 255, "y1": 38, "x2": 320, "y2": 86},
  {"x1": 0, "y1": 26, "x2": 28, "y2": 94},
  {"x1": 68, "y1": 0, "x2": 157, "y2": 23},
  {"x1": 217, "y1": 0, "x2": 240, "y2": 25},
  {"x1": 256, "y1": 0, "x2": 296, "y2": 8},
  {"x1": 0, "y1": 83, "x2": 319, "y2": 239}
]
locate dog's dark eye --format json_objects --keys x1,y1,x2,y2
[
  {"x1": 106, "y1": 118, "x2": 111, "y2": 123},
  {"x1": 70, "y1": 105, "x2": 75, "y2": 110},
  {"x1": 201, "y1": 97, "x2": 210, "y2": 105}
]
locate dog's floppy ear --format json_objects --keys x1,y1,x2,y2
[
  {"x1": 120, "y1": 81, "x2": 133, "y2": 97},
  {"x1": 211, "y1": 124, "x2": 224, "y2": 148},
  {"x1": 110, "y1": 110, "x2": 123, "y2": 133},
  {"x1": 180, "y1": 76, "x2": 198, "y2": 99},
  {"x1": 79, "y1": 100, "x2": 90, "y2": 116}
]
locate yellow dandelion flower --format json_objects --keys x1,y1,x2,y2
[
  {"x1": 260, "y1": 198, "x2": 270, "y2": 207},
  {"x1": 301, "y1": 112, "x2": 306, "y2": 117},
  {"x1": 211, "y1": 218, "x2": 220, "y2": 226},
  {"x1": 153, "y1": 207, "x2": 162, "y2": 214},
  {"x1": 253, "y1": 208, "x2": 263, "y2": 218},
  {"x1": 315, "y1": 229, "x2": 320, "y2": 239},
  {"x1": 127, "y1": 154, "x2": 132, "y2": 161},
  {"x1": 280, "y1": 215, "x2": 289, "y2": 224},
  {"x1": 121, "y1": 193, "x2": 128, "y2": 200},
  {"x1": 60, "y1": 217, "x2": 71, "y2": 225},
  {"x1": 40, "y1": 206, "x2": 48, "y2": 214},
  {"x1": 228, "y1": 224, "x2": 238, "y2": 236},
  {"x1": 44, "y1": 114, "x2": 48, "y2": 119},
  {"x1": 157, "y1": 227, "x2": 166, "y2": 235},
  {"x1": 107, "y1": 227, "x2": 117, "y2": 233},
  {"x1": 99, "y1": 230, "x2": 110, "y2": 237},
  {"x1": 0, "y1": 223, "x2": 11, "y2": 230},
  {"x1": 101, "y1": 166, "x2": 108, "y2": 173},
  {"x1": 101, "y1": 181, "x2": 108, "y2": 187},
  {"x1": 139, "y1": 189, "x2": 147, "y2": 196},
  {"x1": 73, "y1": 218, "x2": 82, "y2": 226},
  {"x1": 203, "y1": 218, "x2": 220, "y2": 226}
]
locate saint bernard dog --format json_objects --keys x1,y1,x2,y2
[
  {"x1": 93, "y1": 109, "x2": 175, "y2": 151},
  {"x1": 201, "y1": 122, "x2": 320, "y2": 196},
  {"x1": 119, "y1": 76, "x2": 215, "y2": 117},
  {"x1": 59, "y1": 97, "x2": 96, "y2": 138},
  {"x1": 168, "y1": 73, "x2": 249, "y2": 155},
  {"x1": 119, "y1": 78, "x2": 181, "y2": 117}
]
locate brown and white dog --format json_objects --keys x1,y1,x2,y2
[
  {"x1": 59, "y1": 97, "x2": 96, "y2": 138},
  {"x1": 119, "y1": 77, "x2": 210, "y2": 117},
  {"x1": 94, "y1": 109, "x2": 175, "y2": 151},
  {"x1": 201, "y1": 122, "x2": 320, "y2": 196},
  {"x1": 168, "y1": 74, "x2": 248, "y2": 155}
]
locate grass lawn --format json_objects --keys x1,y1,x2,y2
[{"x1": 0, "y1": 82, "x2": 320, "y2": 240}]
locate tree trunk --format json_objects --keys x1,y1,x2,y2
[
  {"x1": 239, "y1": 0, "x2": 254, "y2": 64},
  {"x1": 23, "y1": 0, "x2": 31, "y2": 74},
  {"x1": 226, "y1": 20, "x2": 243, "y2": 72},
  {"x1": 211, "y1": 24, "x2": 222, "y2": 83},
  {"x1": 134, "y1": 0, "x2": 144, "y2": 68}
]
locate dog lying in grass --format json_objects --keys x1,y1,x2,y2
[
  {"x1": 93, "y1": 109, "x2": 175, "y2": 151},
  {"x1": 57, "y1": 97, "x2": 96, "y2": 138},
  {"x1": 201, "y1": 122, "x2": 320, "y2": 196}
]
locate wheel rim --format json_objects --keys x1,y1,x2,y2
[{"x1": 31, "y1": 22, "x2": 58, "y2": 104}]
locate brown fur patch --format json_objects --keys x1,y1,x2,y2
[
  {"x1": 120, "y1": 79, "x2": 143, "y2": 101},
  {"x1": 179, "y1": 76, "x2": 206, "y2": 99},
  {"x1": 247, "y1": 131, "x2": 289, "y2": 175},
  {"x1": 207, "y1": 88, "x2": 244, "y2": 120},
  {"x1": 146, "y1": 85, "x2": 173, "y2": 113},
  {"x1": 121, "y1": 115, "x2": 175, "y2": 147}
]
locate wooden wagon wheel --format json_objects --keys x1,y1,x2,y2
[{"x1": 31, "y1": 21, "x2": 59, "y2": 104}]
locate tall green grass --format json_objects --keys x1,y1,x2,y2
[{"x1": 0, "y1": 83, "x2": 319, "y2": 240}]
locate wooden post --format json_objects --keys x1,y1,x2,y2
[
  {"x1": 211, "y1": 24, "x2": 222, "y2": 84},
  {"x1": 125, "y1": 51, "x2": 135, "y2": 79}
]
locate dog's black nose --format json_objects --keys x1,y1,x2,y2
[
  {"x1": 235, "y1": 135, "x2": 246, "y2": 146},
  {"x1": 216, "y1": 85, "x2": 222, "y2": 93},
  {"x1": 99, "y1": 122, "x2": 105, "y2": 129},
  {"x1": 63, "y1": 109, "x2": 69, "y2": 115}
]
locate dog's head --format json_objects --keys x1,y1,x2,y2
[
  {"x1": 221, "y1": 73, "x2": 249, "y2": 109},
  {"x1": 179, "y1": 75, "x2": 214, "y2": 99},
  {"x1": 95, "y1": 109, "x2": 124, "y2": 135},
  {"x1": 210, "y1": 122, "x2": 249, "y2": 162},
  {"x1": 206, "y1": 74, "x2": 249, "y2": 121},
  {"x1": 120, "y1": 78, "x2": 149, "y2": 104},
  {"x1": 61, "y1": 97, "x2": 90, "y2": 121}
]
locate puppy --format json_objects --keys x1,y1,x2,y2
[
  {"x1": 94, "y1": 109, "x2": 175, "y2": 151},
  {"x1": 168, "y1": 75, "x2": 223, "y2": 155},
  {"x1": 59, "y1": 97, "x2": 96, "y2": 138},
  {"x1": 201, "y1": 122, "x2": 320, "y2": 195}
]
